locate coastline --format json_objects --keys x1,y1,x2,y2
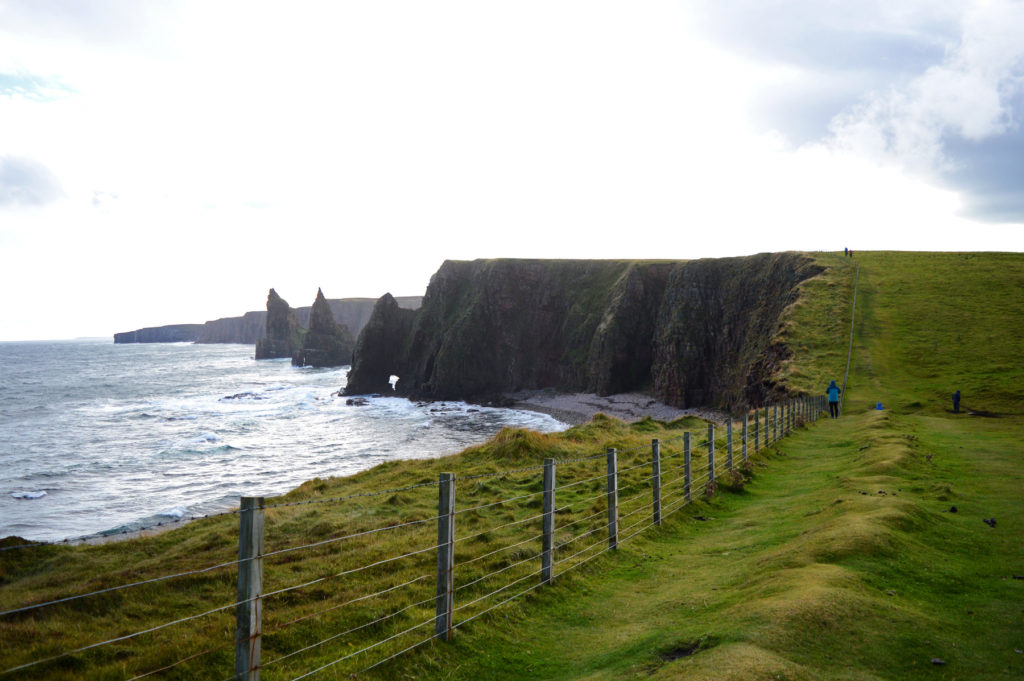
[
  {"x1": 505, "y1": 389, "x2": 729, "y2": 426},
  {"x1": 6, "y1": 392, "x2": 721, "y2": 548}
]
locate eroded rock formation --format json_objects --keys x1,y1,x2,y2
[
  {"x1": 292, "y1": 289, "x2": 356, "y2": 367},
  {"x1": 254, "y1": 289, "x2": 303, "y2": 359},
  {"x1": 344, "y1": 254, "x2": 821, "y2": 410}
]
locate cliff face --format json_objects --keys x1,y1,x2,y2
[
  {"x1": 114, "y1": 324, "x2": 205, "y2": 343},
  {"x1": 345, "y1": 255, "x2": 821, "y2": 410},
  {"x1": 292, "y1": 289, "x2": 356, "y2": 367},
  {"x1": 254, "y1": 289, "x2": 303, "y2": 359},
  {"x1": 197, "y1": 311, "x2": 267, "y2": 344},
  {"x1": 346, "y1": 293, "x2": 419, "y2": 393},
  {"x1": 651, "y1": 253, "x2": 822, "y2": 411}
]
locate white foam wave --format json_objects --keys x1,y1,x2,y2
[
  {"x1": 190, "y1": 433, "x2": 220, "y2": 443},
  {"x1": 159, "y1": 506, "x2": 186, "y2": 519},
  {"x1": 11, "y1": 490, "x2": 47, "y2": 499}
]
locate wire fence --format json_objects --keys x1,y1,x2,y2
[{"x1": 0, "y1": 396, "x2": 829, "y2": 680}]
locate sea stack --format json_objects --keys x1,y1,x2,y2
[
  {"x1": 344, "y1": 293, "x2": 418, "y2": 394},
  {"x1": 254, "y1": 289, "x2": 303, "y2": 359},
  {"x1": 292, "y1": 288, "x2": 356, "y2": 367}
]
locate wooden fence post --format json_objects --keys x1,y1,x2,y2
[
  {"x1": 707, "y1": 423, "x2": 716, "y2": 487},
  {"x1": 435, "y1": 473, "x2": 455, "y2": 641},
  {"x1": 606, "y1": 448, "x2": 618, "y2": 550},
  {"x1": 684, "y1": 433, "x2": 692, "y2": 502},
  {"x1": 652, "y1": 439, "x2": 662, "y2": 526},
  {"x1": 726, "y1": 420, "x2": 734, "y2": 471},
  {"x1": 764, "y1": 405, "x2": 770, "y2": 445},
  {"x1": 773, "y1": 403, "x2": 778, "y2": 443},
  {"x1": 235, "y1": 496, "x2": 265, "y2": 681},
  {"x1": 754, "y1": 409, "x2": 760, "y2": 452},
  {"x1": 742, "y1": 413, "x2": 749, "y2": 463},
  {"x1": 542, "y1": 459, "x2": 555, "y2": 584}
]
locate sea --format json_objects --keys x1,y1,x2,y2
[{"x1": 0, "y1": 339, "x2": 567, "y2": 543}]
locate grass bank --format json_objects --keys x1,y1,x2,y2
[{"x1": 2, "y1": 251, "x2": 1022, "y2": 680}]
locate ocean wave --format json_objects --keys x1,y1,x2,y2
[
  {"x1": 160, "y1": 443, "x2": 239, "y2": 459},
  {"x1": 159, "y1": 506, "x2": 186, "y2": 519},
  {"x1": 190, "y1": 433, "x2": 220, "y2": 443},
  {"x1": 11, "y1": 490, "x2": 47, "y2": 499}
]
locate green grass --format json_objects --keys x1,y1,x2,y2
[{"x1": 2, "y1": 251, "x2": 1023, "y2": 680}]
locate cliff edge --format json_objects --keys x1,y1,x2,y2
[{"x1": 345, "y1": 254, "x2": 821, "y2": 410}]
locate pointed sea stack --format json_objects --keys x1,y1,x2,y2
[
  {"x1": 292, "y1": 288, "x2": 356, "y2": 367},
  {"x1": 254, "y1": 289, "x2": 303, "y2": 359}
]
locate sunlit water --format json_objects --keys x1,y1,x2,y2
[{"x1": 0, "y1": 340, "x2": 567, "y2": 542}]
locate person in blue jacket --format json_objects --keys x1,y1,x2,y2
[
  {"x1": 827, "y1": 380, "x2": 841, "y2": 418},
  {"x1": 952, "y1": 389, "x2": 961, "y2": 414}
]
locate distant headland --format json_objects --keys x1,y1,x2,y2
[{"x1": 113, "y1": 295, "x2": 423, "y2": 346}]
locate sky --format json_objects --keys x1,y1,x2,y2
[{"x1": 1, "y1": 0, "x2": 1023, "y2": 341}]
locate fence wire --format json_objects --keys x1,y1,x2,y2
[{"x1": 2, "y1": 404, "x2": 826, "y2": 680}]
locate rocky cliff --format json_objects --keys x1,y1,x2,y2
[
  {"x1": 292, "y1": 289, "x2": 356, "y2": 367},
  {"x1": 344, "y1": 254, "x2": 822, "y2": 410},
  {"x1": 196, "y1": 311, "x2": 267, "y2": 344},
  {"x1": 113, "y1": 324, "x2": 205, "y2": 343},
  {"x1": 254, "y1": 289, "x2": 303, "y2": 359},
  {"x1": 347, "y1": 293, "x2": 419, "y2": 393}
]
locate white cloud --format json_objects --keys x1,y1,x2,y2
[{"x1": 828, "y1": 0, "x2": 1024, "y2": 170}]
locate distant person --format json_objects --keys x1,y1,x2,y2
[
  {"x1": 844, "y1": 247, "x2": 848, "y2": 256},
  {"x1": 848, "y1": 249, "x2": 854, "y2": 258},
  {"x1": 952, "y1": 390, "x2": 961, "y2": 414},
  {"x1": 827, "y1": 380, "x2": 841, "y2": 418}
]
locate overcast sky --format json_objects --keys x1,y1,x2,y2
[{"x1": 1, "y1": 0, "x2": 1022, "y2": 341}]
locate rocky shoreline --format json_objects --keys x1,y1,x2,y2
[{"x1": 505, "y1": 389, "x2": 729, "y2": 426}]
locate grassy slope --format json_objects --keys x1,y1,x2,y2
[
  {"x1": 2, "y1": 252, "x2": 1022, "y2": 680},
  {"x1": 390, "y1": 251, "x2": 1024, "y2": 681}
]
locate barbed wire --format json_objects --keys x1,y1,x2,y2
[
  {"x1": 126, "y1": 640, "x2": 234, "y2": 681},
  {"x1": 0, "y1": 553, "x2": 246, "y2": 618},
  {"x1": 2, "y1": 403, "x2": 825, "y2": 679},
  {"x1": 262, "y1": 592, "x2": 437, "y2": 676},
  {"x1": 455, "y1": 532, "x2": 544, "y2": 569},
  {"x1": 262, "y1": 514, "x2": 441, "y2": 561},
  {"x1": 453, "y1": 512, "x2": 546, "y2": 545},
  {"x1": 553, "y1": 507, "x2": 606, "y2": 535},
  {"x1": 2, "y1": 593, "x2": 243, "y2": 676},
  {"x1": 455, "y1": 549, "x2": 544, "y2": 595},
  {"x1": 454, "y1": 488, "x2": 546, "y2": 515},
  {"x1": 263, "y1": 573, "x2": 431, "y2": 637},
  {"x1": 454, "y1": 565, "x2": 543, "y2": 615},
  {"x1": 263, "y1": 541, "x2": 441, "y2": 602},
  {"x1": 287, "y1": 614, "x2": 437, "y2": 681}
]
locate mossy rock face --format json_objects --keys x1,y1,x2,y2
[
  {"x1": 345, "y1": 255, "x2": 821, "y2": 407},
  {"x1": 652, "y1": 252, "x2": 822, "y2": 411}
]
